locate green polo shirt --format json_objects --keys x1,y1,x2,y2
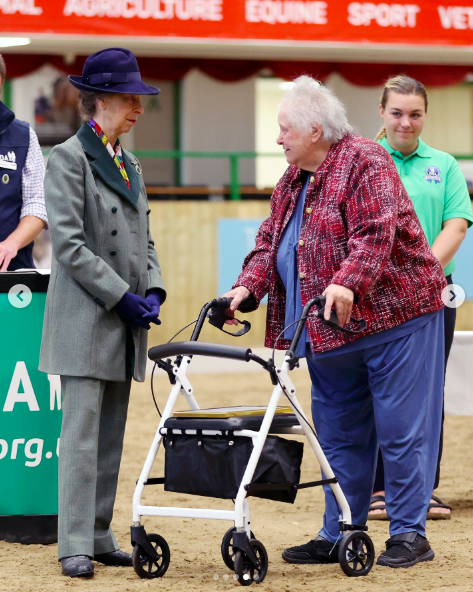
[{"x1": 378, "y1": 136, "x2": 473, "y2": 276}]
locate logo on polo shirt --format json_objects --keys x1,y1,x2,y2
[
  {"x1": 0, "y1": 151, "x2": 18, "y2": 171},
  {"x1": 424, "y1": 166, "x2": 442, "y2": 184}
]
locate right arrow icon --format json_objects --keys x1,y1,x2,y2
[{"x1": 442, "y1": 284, "x2": 465, "y2": 309}]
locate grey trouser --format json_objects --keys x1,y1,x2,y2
[{"x1": 58, "y1": 376, "x2": 131, "y2": 560}]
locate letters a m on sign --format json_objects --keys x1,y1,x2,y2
[{"x1": 2, "y1": 361, "x2": 61, "y2": 412}]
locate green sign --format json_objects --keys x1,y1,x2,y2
[{"x1": 0, "y1": 292, "x2": 61, "y2": 515}]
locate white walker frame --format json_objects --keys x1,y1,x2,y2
[
  {"x1": 131, "y1": 296, "x2": 374, "y2": 582},
  {"x1": 132, "y1": 353, "x2": 351, "y2": 532}
]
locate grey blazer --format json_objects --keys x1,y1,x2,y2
[{"x1": 39, "y1": 123, "x2": 166, "y2": 382}]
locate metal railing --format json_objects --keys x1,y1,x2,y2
[
  {"x1": 41, "y1": 148, "x2": 473, "y2": 201},
  {"x1": 132, "y1": 150, "x2": 473, "y2": 200},
  {"x1": 133, "y1": 150, "x2": 283, "y2": 201}
]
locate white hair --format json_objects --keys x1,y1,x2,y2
[{"x1": 278, "y1": 75, "x2": 353, "y2": 143}]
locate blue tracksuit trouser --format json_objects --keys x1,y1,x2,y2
[{"x1": 306, "y1": 310, "x2": 444, "y2": 544}]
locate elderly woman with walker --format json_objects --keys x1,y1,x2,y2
[
  {"x1": 224, "y1": 76, "x2": 447, "y2": 569},
  {"x1": 368, "y1": 75, "x2": 473, "y2": 521},
  {"x1": 39, "y1": 48, "x2": 166, "y2": 578}
]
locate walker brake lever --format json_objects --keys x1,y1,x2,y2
[
  {"x1": 314, "y1": 296, "x2": 367, "y2": 335},
  {"x1": 207, "y1": 296, "x2": 252, "y2": 337}
]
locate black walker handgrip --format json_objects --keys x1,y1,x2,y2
[
  {"x1": 207, "y1": 296, "x2": 252, "y2": 337},
  {"x1": 314, "y1": 296, "x2": 367, "y2": 335},
  {"x1": 287, "y1": 296, "x2": 367, "y2": 358},
  {"x1": 187, "y1": 295, "x2": 256, "y2": 343},
  {"x1": 214, "y1": 297, "x2": 233, "y2": 310},
  {"x1": 149, "y1": 341, "x2": 252, "y2": 362},
  {"x1": 236, "y1": 293, "x2": 258, "y2": 313}
]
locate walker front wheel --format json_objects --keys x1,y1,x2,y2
[
  {"x1": 132, "y1": 533, "x2": 170, "y2": 579},
  {"x1": 234, "y1": 539, "x2": 268, "y2": 586},
  {"x1": 338, "y1": 531, "x2": 374, "y2": 577},
  {"x1": 221, "y1": 527, "x2": 255, "y2": 570}
]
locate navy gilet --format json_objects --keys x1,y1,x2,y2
[{"x1": 0, "y1": 101, "x2": 33, "y2": 270}]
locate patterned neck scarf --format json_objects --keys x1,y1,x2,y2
[{"x1": 88, "y1": 118, "x2": 130, "y2": 190}]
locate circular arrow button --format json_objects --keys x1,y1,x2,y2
[
  {"x1": 441, "y1": 283, "x2": 465, "y2": 309},
  {"x1": 8, "y1": 284, "x2": 32, "y2": 309}
]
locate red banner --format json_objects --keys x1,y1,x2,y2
[{"x1": 1, "y1": 1, "x2": 473, "y2": 46}]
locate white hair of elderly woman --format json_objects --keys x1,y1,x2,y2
[{"x1": 279, "y1": 75, "x2": 353, "y2": 143}]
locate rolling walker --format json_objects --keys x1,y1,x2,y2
[{"x1": 131, "y1": 296, "x2": 374, "y2": 584}]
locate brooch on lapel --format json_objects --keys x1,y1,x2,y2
[
  {"x1": 1, "y1": 173, "x2": 9, "y2": 184},
  {"x1": 131, "y1": 161, "x2": 142, "y2": 175}
]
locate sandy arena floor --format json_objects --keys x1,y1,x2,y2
[{"x1": 2, "y1": 367, "x2": 473, "y2": 592}]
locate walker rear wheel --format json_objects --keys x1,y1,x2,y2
[
  {"x1": 221, "y1": 527, "x2": 255, "y2": 570},
  {"x1": 338, "y1": 531, "x2": 374, "y2": 577},
  {"x1": 234, "y1": 539, "x2": 268, "y2": 586},
  {"x1": 132, "y1": 533, "x2": 170, "y2": 579}
]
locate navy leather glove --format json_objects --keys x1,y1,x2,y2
[
  {"x1": 142, "y1": 290, "x2": 162, "y2": 326},
  {"x1": 114, "y1": 293, "x2": 152, "y2": 330}
]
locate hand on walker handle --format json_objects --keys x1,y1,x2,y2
[
  {"x1": 222, "y1": 286, "x2": 251, "y2": 325},
  {"x1": 322, "y1": 284, "x2": 354, "y2": 328}
]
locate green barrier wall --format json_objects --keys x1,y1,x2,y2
[{"x1": 0, "y1": 273, "x2": 60, "y2": 544}]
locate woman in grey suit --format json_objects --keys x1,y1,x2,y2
[{"x1": 39, "y1": 48, "x2": 166, "y2": 578}]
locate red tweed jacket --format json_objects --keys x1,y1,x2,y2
[{"x1": 234, "y1": 134, "x2": 446, "y2": 354}]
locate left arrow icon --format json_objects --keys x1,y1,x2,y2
[{"x1": 8, "y1": 284, "x2": 32, "y2": 308}]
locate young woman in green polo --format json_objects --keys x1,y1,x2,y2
[{"x1": 369, "y1": 75, "x2": 473, "y2": 521}]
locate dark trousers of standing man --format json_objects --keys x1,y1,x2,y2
[{"x1": 373, "y1": 276, "x2": 455, "y2": 493}]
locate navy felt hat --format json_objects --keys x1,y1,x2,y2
[{"x1": 69, "y1": 47, "x2": 160, "y2": 95}]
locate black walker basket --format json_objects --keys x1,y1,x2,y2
[{"x1": 163, "y1": 412, "x2": 304, "y2": 503}]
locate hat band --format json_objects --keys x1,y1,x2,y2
[{"x1": 84, "y1": 71, "x2": 142, "y2": 86}]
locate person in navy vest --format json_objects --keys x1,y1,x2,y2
[{"x1": 0, "y1": 54, "x2": 47, "y2": 271}]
